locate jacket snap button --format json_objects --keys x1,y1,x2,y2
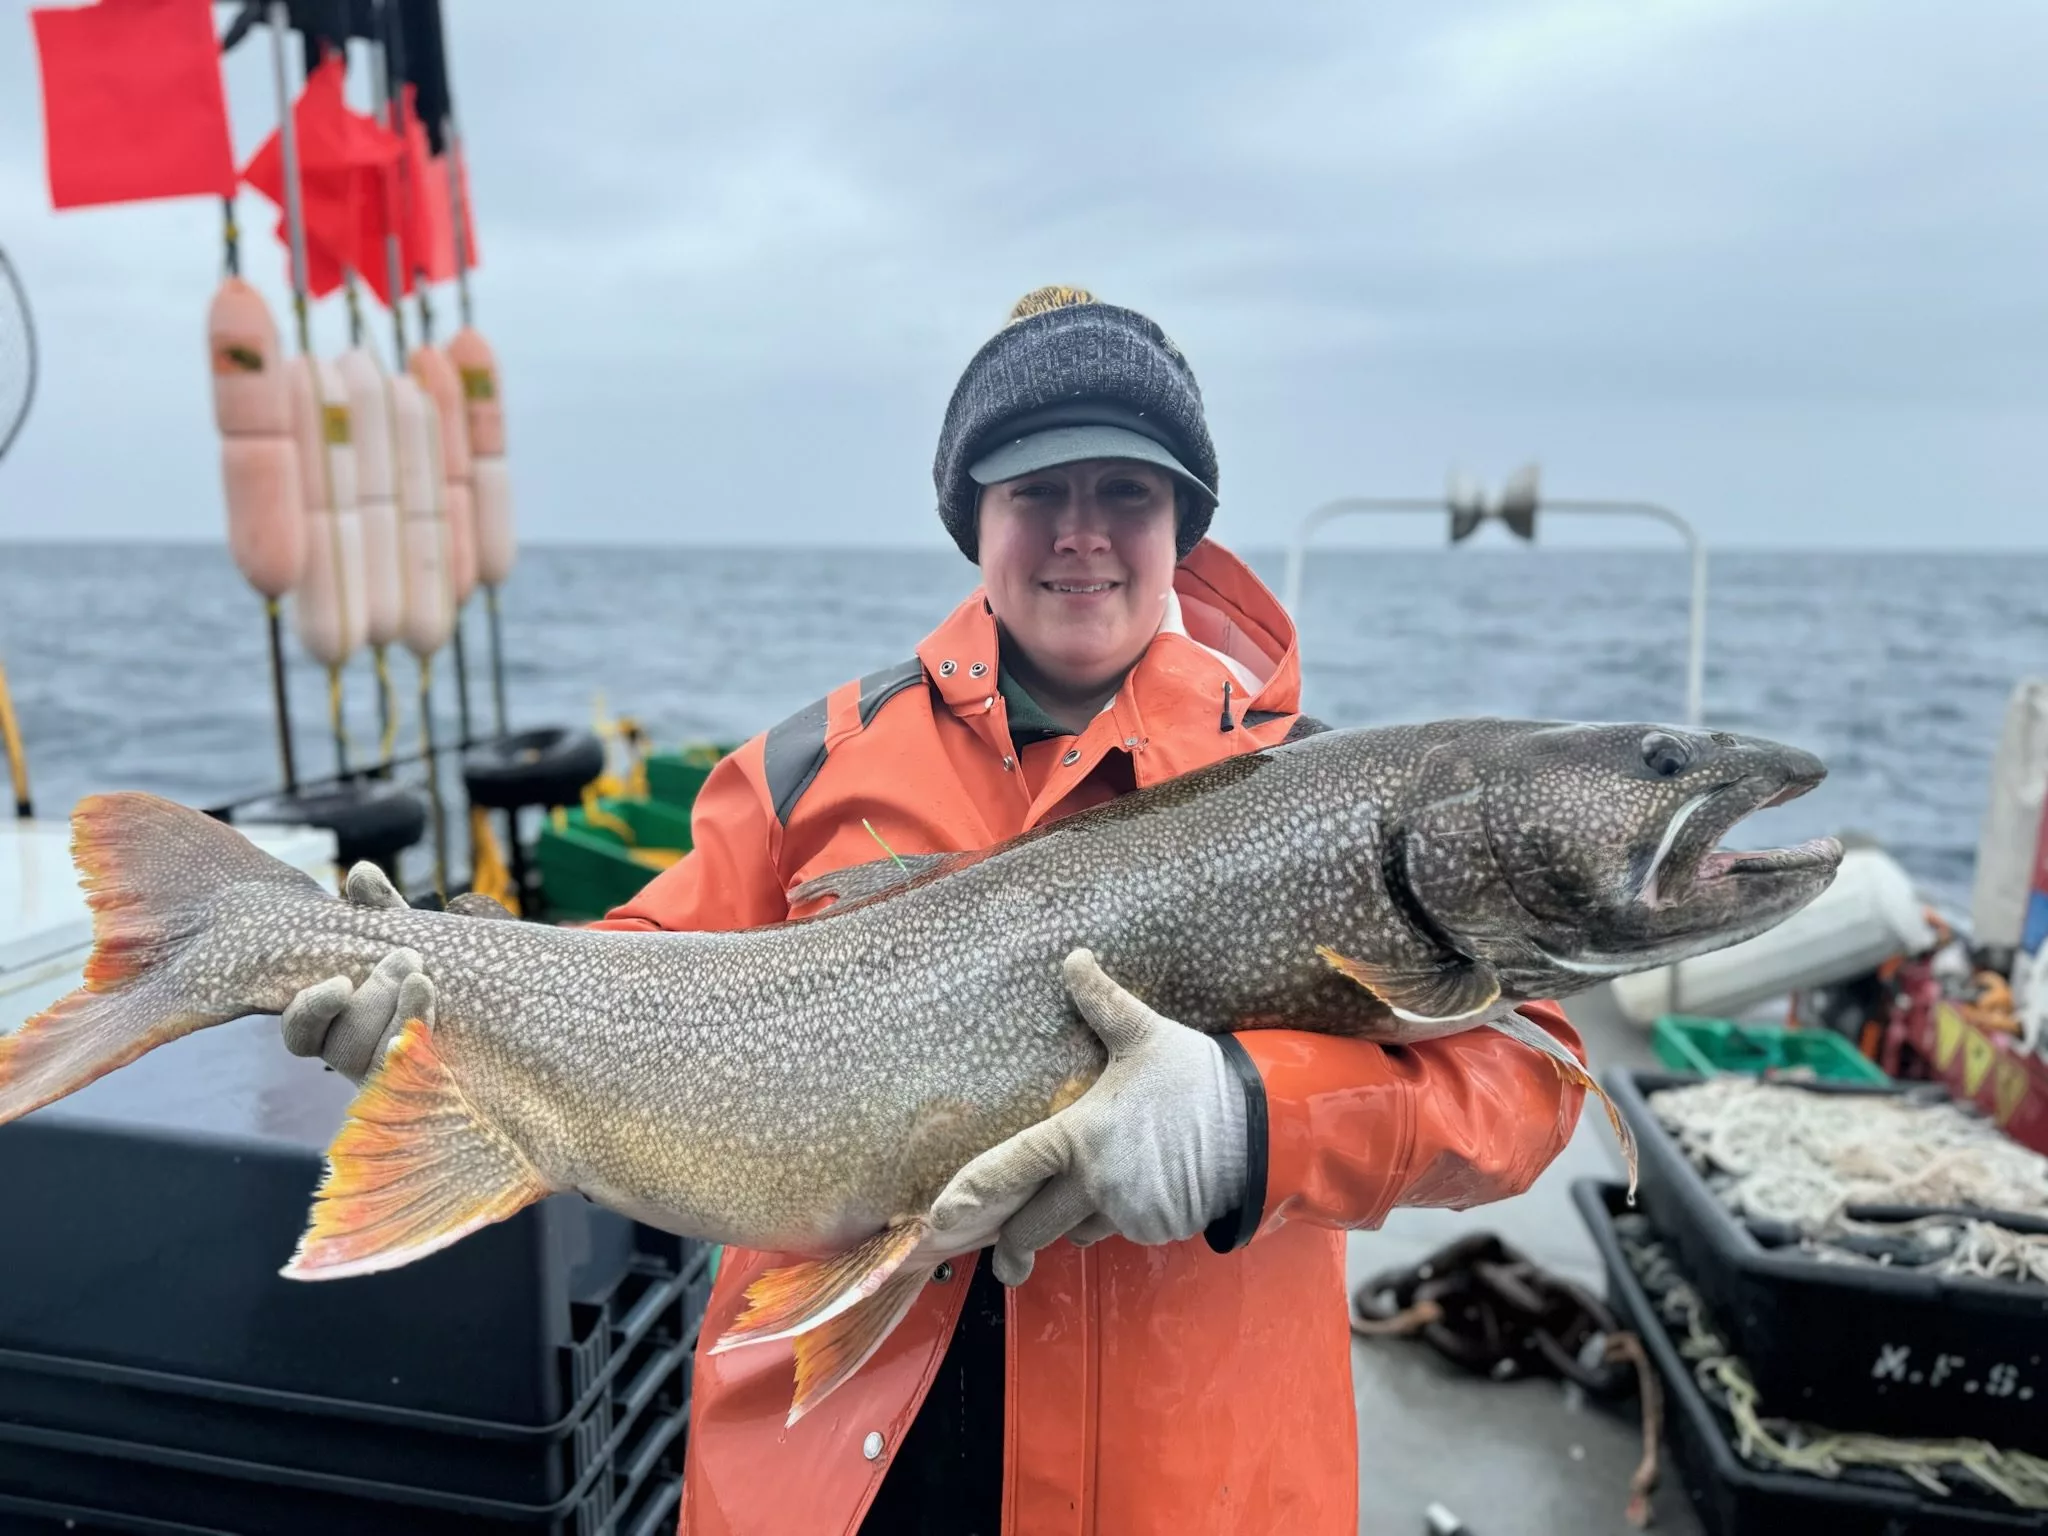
[
  {"x1": 934, "y1": 1262, "x2": 953, "y2": 1282},
  {"x1": 939, "y1": 659, "x2": 956, "y2": 677},
  {"x1": 1061, "y1": 748, "x2": 1081, "y2": 766},
  {"x1": 969, "y1": 662, "x2": 988, "y2": 678},
  {"x1": 1001, "y1": 756, "x2": 1015, "y2": 772},
  {"x1": 862, "y1": 1431, "x2": 885, "y2": 1461}
]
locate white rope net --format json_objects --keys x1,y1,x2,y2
[{"x1": 1647, "y1": 1078, "x2": 2048, "y2": 1281}]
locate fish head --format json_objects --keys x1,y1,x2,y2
[{"x1": 1395, "y1": 720, "x2": 1843, "y2": 994}]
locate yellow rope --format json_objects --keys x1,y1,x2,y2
[
  {"x1": 581, "y1": 784, "x2": 638, "y2": 844},
  {"x1": 466, "y1": 805, "x2": 520, "y2": 916},
  {"x1": 0, "y1": 657, "x2": 31, "y2": 816}
]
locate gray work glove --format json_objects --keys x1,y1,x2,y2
[
  {"x1": 279, "y1": 862, "x2": 510, "y2": 1084},
  {"x1": 927, "y1": 948, "x2": 1249, "y2": 1286}
]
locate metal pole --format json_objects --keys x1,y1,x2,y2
[
  {"x1": 1280, "y1": 498, "x2": 1446, "y2": 618},
  {"x1": 417, "y1": 657, "x2": 449, "y2": 902},
  {"x1": 1542, "y1": 500, "x2": 1707, "y2": 728},
  {"x1": 485, "y1": 585, "x2": 508, "y2": 736},
  {"x1": 269, "y1": 6, "x2": 357, "y2": 771},
  {"x1": 266, "y1": 598, "x2": 299, "y2": 794},
  {"x1": 1282, "y1": 494, "x2": 1709, "y2": 727},
  {"x1": 447, "y1": 124, "x2": 474, "y2": 330},
  {"x1": 373, "y1": 0, "x2": 410, "y2": 362},
  {"x1": 450, "y1": 609, "x2": 474, "y2": 749},
  {"x1": 267, "y1": 5, "x2": 311, "y2": 354}
]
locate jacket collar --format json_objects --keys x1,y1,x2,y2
[{"x1": 916, "y1": 538, "x2": 1303, "y2": 740}]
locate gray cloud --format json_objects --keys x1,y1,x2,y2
[{"x1": 0, "y1": 0, "x2": 2040, "y2": 551}]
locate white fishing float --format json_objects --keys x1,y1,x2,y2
[
  {"x1": 284, "y1": 352, "x2": 367, "y2": 698},
  {"x1": 445, "y1": 324, "x2": 514, "y2": 733},
  {"x1": 207, "y1": 268, "x2": 306, "y2": 793}
]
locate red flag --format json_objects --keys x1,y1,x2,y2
[
  {"x1": 396, "y1": 85, "x2": 454, "y2": 287},
  {"x1": 242, "y1": 54, "x2": 400, "y2": 299},
  {"x1": 31, "y1": 0, "x2": 237, "y2": 210}
]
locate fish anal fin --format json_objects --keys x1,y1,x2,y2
[
  {"x1": 787, "y1": 1260, "x2": 929, "y2": 1426},
  {"x1": 283, "y1": 1019, "x2": 549, "y2": 1281},
  {"x1": 710, "y1": 1216, "x2": 927, "y2": 1355},
  {"x1": 1316, "y1": 945, "x2": 1501, "y2": 1024},
  {"x1": 1487, "y1": 1009, "x2": 1639, "y2": 1202}
]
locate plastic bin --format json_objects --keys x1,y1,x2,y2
[
  {"x1": 534, "y1": 798, "x2": 695, "y2": 921},
  {"x1": 0, "y1": 1244, "x2": 709, "y2": 1504},
  {"x1": 1574, "y1": 1178, "x2": 2048, "y2": 1534},
  {"x1": 644, "y1": 745, "x2": 733, "y2": 811},
  {"x1": 0, "y1": 1480, "x2": 681, "y2": 1536},
  {"x1": 1650, "y1": 1015, "x2": 1892, "y2": 1085},
  {"x1": 1610, "y1": 1068, "x2": 2048, "y2": 1453},
  {"x1": 0, "y1": 1014, "x2": 711, "y2": 1430},
  {"x1": 0, "y1": 1379, "x2": 688, "y2": 1535}
]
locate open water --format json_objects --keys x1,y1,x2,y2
[{"x1": 0, "y1": 542, "x2": 2040, "y2": 917}]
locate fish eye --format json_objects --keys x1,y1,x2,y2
[{"x1": 1641, "y1": 731, "x2": 1691, "y2": 777}]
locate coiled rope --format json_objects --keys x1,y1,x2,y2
[{"x1": 1648, "y1": 1078, "x2": 2048, "y2": 1280}]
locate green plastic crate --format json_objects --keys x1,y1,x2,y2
[
  {"x1": 1651, "y1": 1014, "x2": 1891, "y2": 1085},
  {"x1": 646, "y1": 743, "x2": 736, "y2": 810},
  {"x1": 534, "y1": 796, "x2": 696, "y2": 921}
]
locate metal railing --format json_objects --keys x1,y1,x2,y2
[{"x1": 1280, "y1": 469, "x2": 1708, "y2": 727}]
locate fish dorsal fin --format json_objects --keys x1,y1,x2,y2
[
  {"x1": 1316, "y1": 945, "x2": 1502, "y2": 1024},
  {"x1": 283, "y1": 1019, "x2": 550, "y2": 1281},
  {"x1": 787, "y1": 852, "x2": 977, "y2": 912}
]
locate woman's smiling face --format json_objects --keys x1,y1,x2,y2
[{"x1": 976, "y1": 458, "x2": 1180, "y2": 713}]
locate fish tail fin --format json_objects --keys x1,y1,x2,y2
[
  {"x1": 0, "y1": 792, "x2": 324, "y2": 1124},
  {"x1": 1487, "y1": 1009, "x2": 1638, "y2": 1202}
]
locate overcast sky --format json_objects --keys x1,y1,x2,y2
[{"x1": 0, "y1": 0, "x2": 2041, "y2": 551}]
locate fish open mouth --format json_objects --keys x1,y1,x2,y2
[
  {"x1": 1652, "y1": 766, "x2": 1842, "y2": 924},
  {"x1": 1695, "y1": 838, "x2": 1844, "y2": 882}
]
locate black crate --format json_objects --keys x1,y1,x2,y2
[
  {"x1": 0, "y1": 1240, "x2": 709, "y2": 1504},
  {"x1": 0, "y1": 1334, "x2": 692, "y2": 1536},
  {"x1": 0, "y1": 1475, "x2": 683, "y2": 1536},
  {"x1": 1610, "y1": 1067, "x2": 2048, "y2": 1453},
  {"x1": 0, "y1": 1014, "x2": 691, "y2": 1425},
  {"x1": 1574, "y1": 1178, "x2": 2048, "y2": 1535}
]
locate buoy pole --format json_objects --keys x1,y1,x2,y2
[
  {"x1": 373, "y1": 0, "x2": 448, "y2": 882},
  {"x1": 269, "y1": 4, "x2": 352, "y2": 779},
  {"x1": 445, "y1": 125, "x2": 507, "y2": 742},
  {"x1": 222, "y1": 192, "x2": 301, "y2": 795}
]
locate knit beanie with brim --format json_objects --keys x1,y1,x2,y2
[{"x1": 933, "y1": 286, "x2": 1219, "y2": 563}]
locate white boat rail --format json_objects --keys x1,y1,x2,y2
[{"x1": 1279, "y1": 468, "x2": 1709, "y2": 728}]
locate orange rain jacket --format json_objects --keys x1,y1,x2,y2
[{"x1": 595, "y1": 539, "x2": 1586, "y2": 1536}]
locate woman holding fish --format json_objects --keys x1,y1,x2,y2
[{"x1": 281, "y1": 287, "x2": 1589, "y2": 1534}]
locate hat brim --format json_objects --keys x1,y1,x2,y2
[{"x1": 967, "y1": 425, "x2": 1214, "y2": 503}]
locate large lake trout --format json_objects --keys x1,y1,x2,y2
[{"x1": 0, "y1": 719, "x2": 1839, "y2": 1419}]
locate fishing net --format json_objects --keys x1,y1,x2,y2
[
  {"x1": 0, "y1": 246, "x2": 34, "y2": 464},
  {"x1": 1647, "y1": 1077, "x2": 2048, "y2": 1280},
  {"x1": 1618, "y1": 1213, "x2": 2048, "y2": 1508}
]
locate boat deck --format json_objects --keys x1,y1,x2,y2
[{"x1": 1347, "y1": 985, "x2": 1704, "y2": 1534}]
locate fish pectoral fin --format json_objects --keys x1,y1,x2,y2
[
  {"x1": 709, "y1": 1215, "x2": 928, "y2": 1356},
  {"x1": 1316, "y1": 945, "x2": 1502, "y2": 1023},
  {"x1": 282, "y1": 1018, "x2": 550, "y2": 1281},
  {"x1": 786, "y1": 1260, "x2": 930, "y2": 1426},
  {"x1": 1486, "y1": 1009, "x2": 1639, "y2": 1203}
]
